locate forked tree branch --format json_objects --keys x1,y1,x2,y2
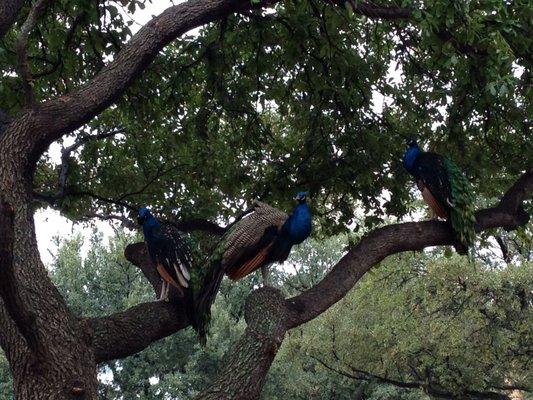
[{"x1": 88, "y1": 169, "x2": 532, "y2": 366}]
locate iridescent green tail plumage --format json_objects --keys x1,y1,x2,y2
[
  {"x1": 190, "y1": 234, "x2": 229, "y2": 345},
  {"x1": 444, "y1": 159, "x2": 476, "y2": 255}
]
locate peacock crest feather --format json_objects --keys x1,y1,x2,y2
[{"x1": 444, "y1": 158, "x2": 476, "y2": 254}]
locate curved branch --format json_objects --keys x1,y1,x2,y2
[
  {"x1": 88, "y1": 170, "x2": 532, "y2": 365},
  {"x1": 19, "y1": 0, "x2": 411, "y2": 164},
  {"x1": 285, "y1": 169, "x2": 532, "y2": 328},
  {"x1": 0, "y1": 201, "x2": 41, "y2": 355},
  {"x1": 26, "y1": 0, "x2": 269, "y2": 162},
  {"x1": 15, "y1": 0, "x2": 51, "y2": 105},
  {"x1": 87, "y1": 300, "x2": 190, "y2": 363}
]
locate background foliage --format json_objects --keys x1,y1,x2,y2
[{"x1": 1, "y1": 232, "x2": 530, "y2": 399}]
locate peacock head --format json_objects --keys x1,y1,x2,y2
[
  {"x1": 137, "y1": 207, "x2": 153, "y2": 225},
  {"x1": 294, "y1": 191, "x2": 308, "y2": 204},
  {"x1": 405, "y1": 137, "x2": 419, "y2": 148},
  {"x1": 403, "y1": 138, "x2": 421, "y2": 172}
]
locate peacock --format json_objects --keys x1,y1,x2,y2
[
  {"x1": 403, "y1": 139, "x2": 476, "y2": 255},
  {"x1": 137, "y1": 207, "x2": 193, "y2": 301},
  {"x1": 191, "y1": 192, "x2": 312, "y2": 342}
]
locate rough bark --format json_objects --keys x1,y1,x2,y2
[
  {"x1": 196, "y1": 287, "x2": 287, "y2": 400},
  {"x1": 0, "y1": 122, "x2": 98, "y2": 398}
]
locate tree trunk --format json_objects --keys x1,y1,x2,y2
[
  {"x1": 196, "y1": 287, "x2": 288, "y2": 400},
  {"x1": 0, "y1": 126, "x2": 99, "y2": 400}
]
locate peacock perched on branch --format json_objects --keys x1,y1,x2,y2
[
  {"x1": 403, "y1": 139, "x2": 476, "y2": 255},
  {"x1": 192, "y1": 192, "x2": 312, "y2": 343},
  {"x1": 137, "y1": 207, "x2": 193, "y2": 301}
]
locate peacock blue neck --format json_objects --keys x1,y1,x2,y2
[
  {"x1": 403, "y1": 144, "x2": 421, "y2": 173},
  {"x1": 142, "y1": 216, "x2": 160, "y2": 240},
  {"x1": 283, "y1": 202, "x2": 312, "y2": 245}
]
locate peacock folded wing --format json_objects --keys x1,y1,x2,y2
[
  {"x1": 222, "y1": 201, "x2": 288, "y2": 280},
  {"x1": 150, "y1": 223, "x2": 193, "y2": 297},
  {"x1": 192, "y1": 201, "x2": 287, "y2": 343},
  {"x1": 412, "y1": 152, "x2": 453, "y2": 218},
  {"x1": 443, "y1": 158, "x2": 476, "y2": 254}
]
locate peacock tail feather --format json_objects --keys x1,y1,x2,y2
[
  {"x1": 444, "y1": 158, "x2": 477, "y2": 255},
  {"x1": 191, "y1": 226, "x2": 236, "y2": 345}
]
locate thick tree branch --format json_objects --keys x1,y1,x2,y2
[
  {"x1": 284, "y1": 169, "x2": 532, "y2": 328},
  {"x1": 88, "y1": 170, "x2": 532, "y2": 365},
  {"x1": 195, "y1": 287, "x2": 287, "y2": 400},
  {"x1": 15, "y1": 0, "x2": 51, "y2": 105},
  {"x1": 0, "y1": 201, "x2": 41, "y2": 355},
  {"x1": 19, "y1": 0, "x2": 411, "y2": 164},
  {"x1": 87, "y1": 301, "x2": 190, "y2": 363},
  {"x1": 26, "y1": 0, "x2": 268, "y2": 162},
  {"x1": 0, "y1": 0, "x2": 24, "y2": 39}
]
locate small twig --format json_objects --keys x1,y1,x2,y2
[{"x1": 15, "y1": 0, "x2": 51, "y2": 105}]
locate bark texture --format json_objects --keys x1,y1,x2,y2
[{"x1": 196, "y1": 287, "x2": 287, "y2": 400}]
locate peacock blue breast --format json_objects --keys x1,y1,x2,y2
[
  {"x1": 142, "y1": 217, "x2": 160, "y2": 243},
  {"x1": 285, "y1": 203, "x2": 312, "y2": 245},
  {"x1": 403, "y1": 145, "x2": 421, "y2": 173}
]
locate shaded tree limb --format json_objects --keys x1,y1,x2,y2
[
  {"x1": 14, "y1": 0, "x2": 411, "y2": 166},
  {"x1": 310, "y1": 355, "x2": 514, "y2": 400},
  {"x1": 88, "y1": 170, "x2": 532, "y2": 368},
  {"x1": 494, "y1": 235, "x2": 511, "y2": 263},
  {"x1": 33, "y1": 128, "x2": 125, "y2": 207},
  {"x1": 57, "y1": 129, "x2": 125, "y2": 198},
  {"x1": 0, "y1": 0, "x2": 24, "y2": 39},
  {"x1": 195, "y1": 287, "x2": 287, "y2": 400},
  {"x1": 15, "y1": 0, "x2": 51, "y2": 105}
]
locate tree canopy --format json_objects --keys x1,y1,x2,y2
[{"x1": 0, "y1": 0, "x2": 525, "y2": 229}]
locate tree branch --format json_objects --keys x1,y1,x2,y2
[
  {"x1": 0, "y1": 200, "x2": 41, "y2": 355},
  {"x1": 284, "y1": 169, "x2": 532, "y2": 328},
  {"x1": 0, "y1": 0, "x2": 24, "y2": 39},
  {"x1": 20, "y1": 0, "x2": 411, "y2": 165},
  {"x1": 15, "y1": 0, "x2": 51, "y2": 105},
  {"x1": 26, "y1": 0, "x2": 268, "y2": 162},
  {"x1": 87, "y1": 170, "x2": 532, "y2": 368},
  {"x1": 311, "y1": 355, "x2": 512, "y2": 400},
  {"x1": 87, "y1": 300, "x2": 190, "y2": 363}
]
